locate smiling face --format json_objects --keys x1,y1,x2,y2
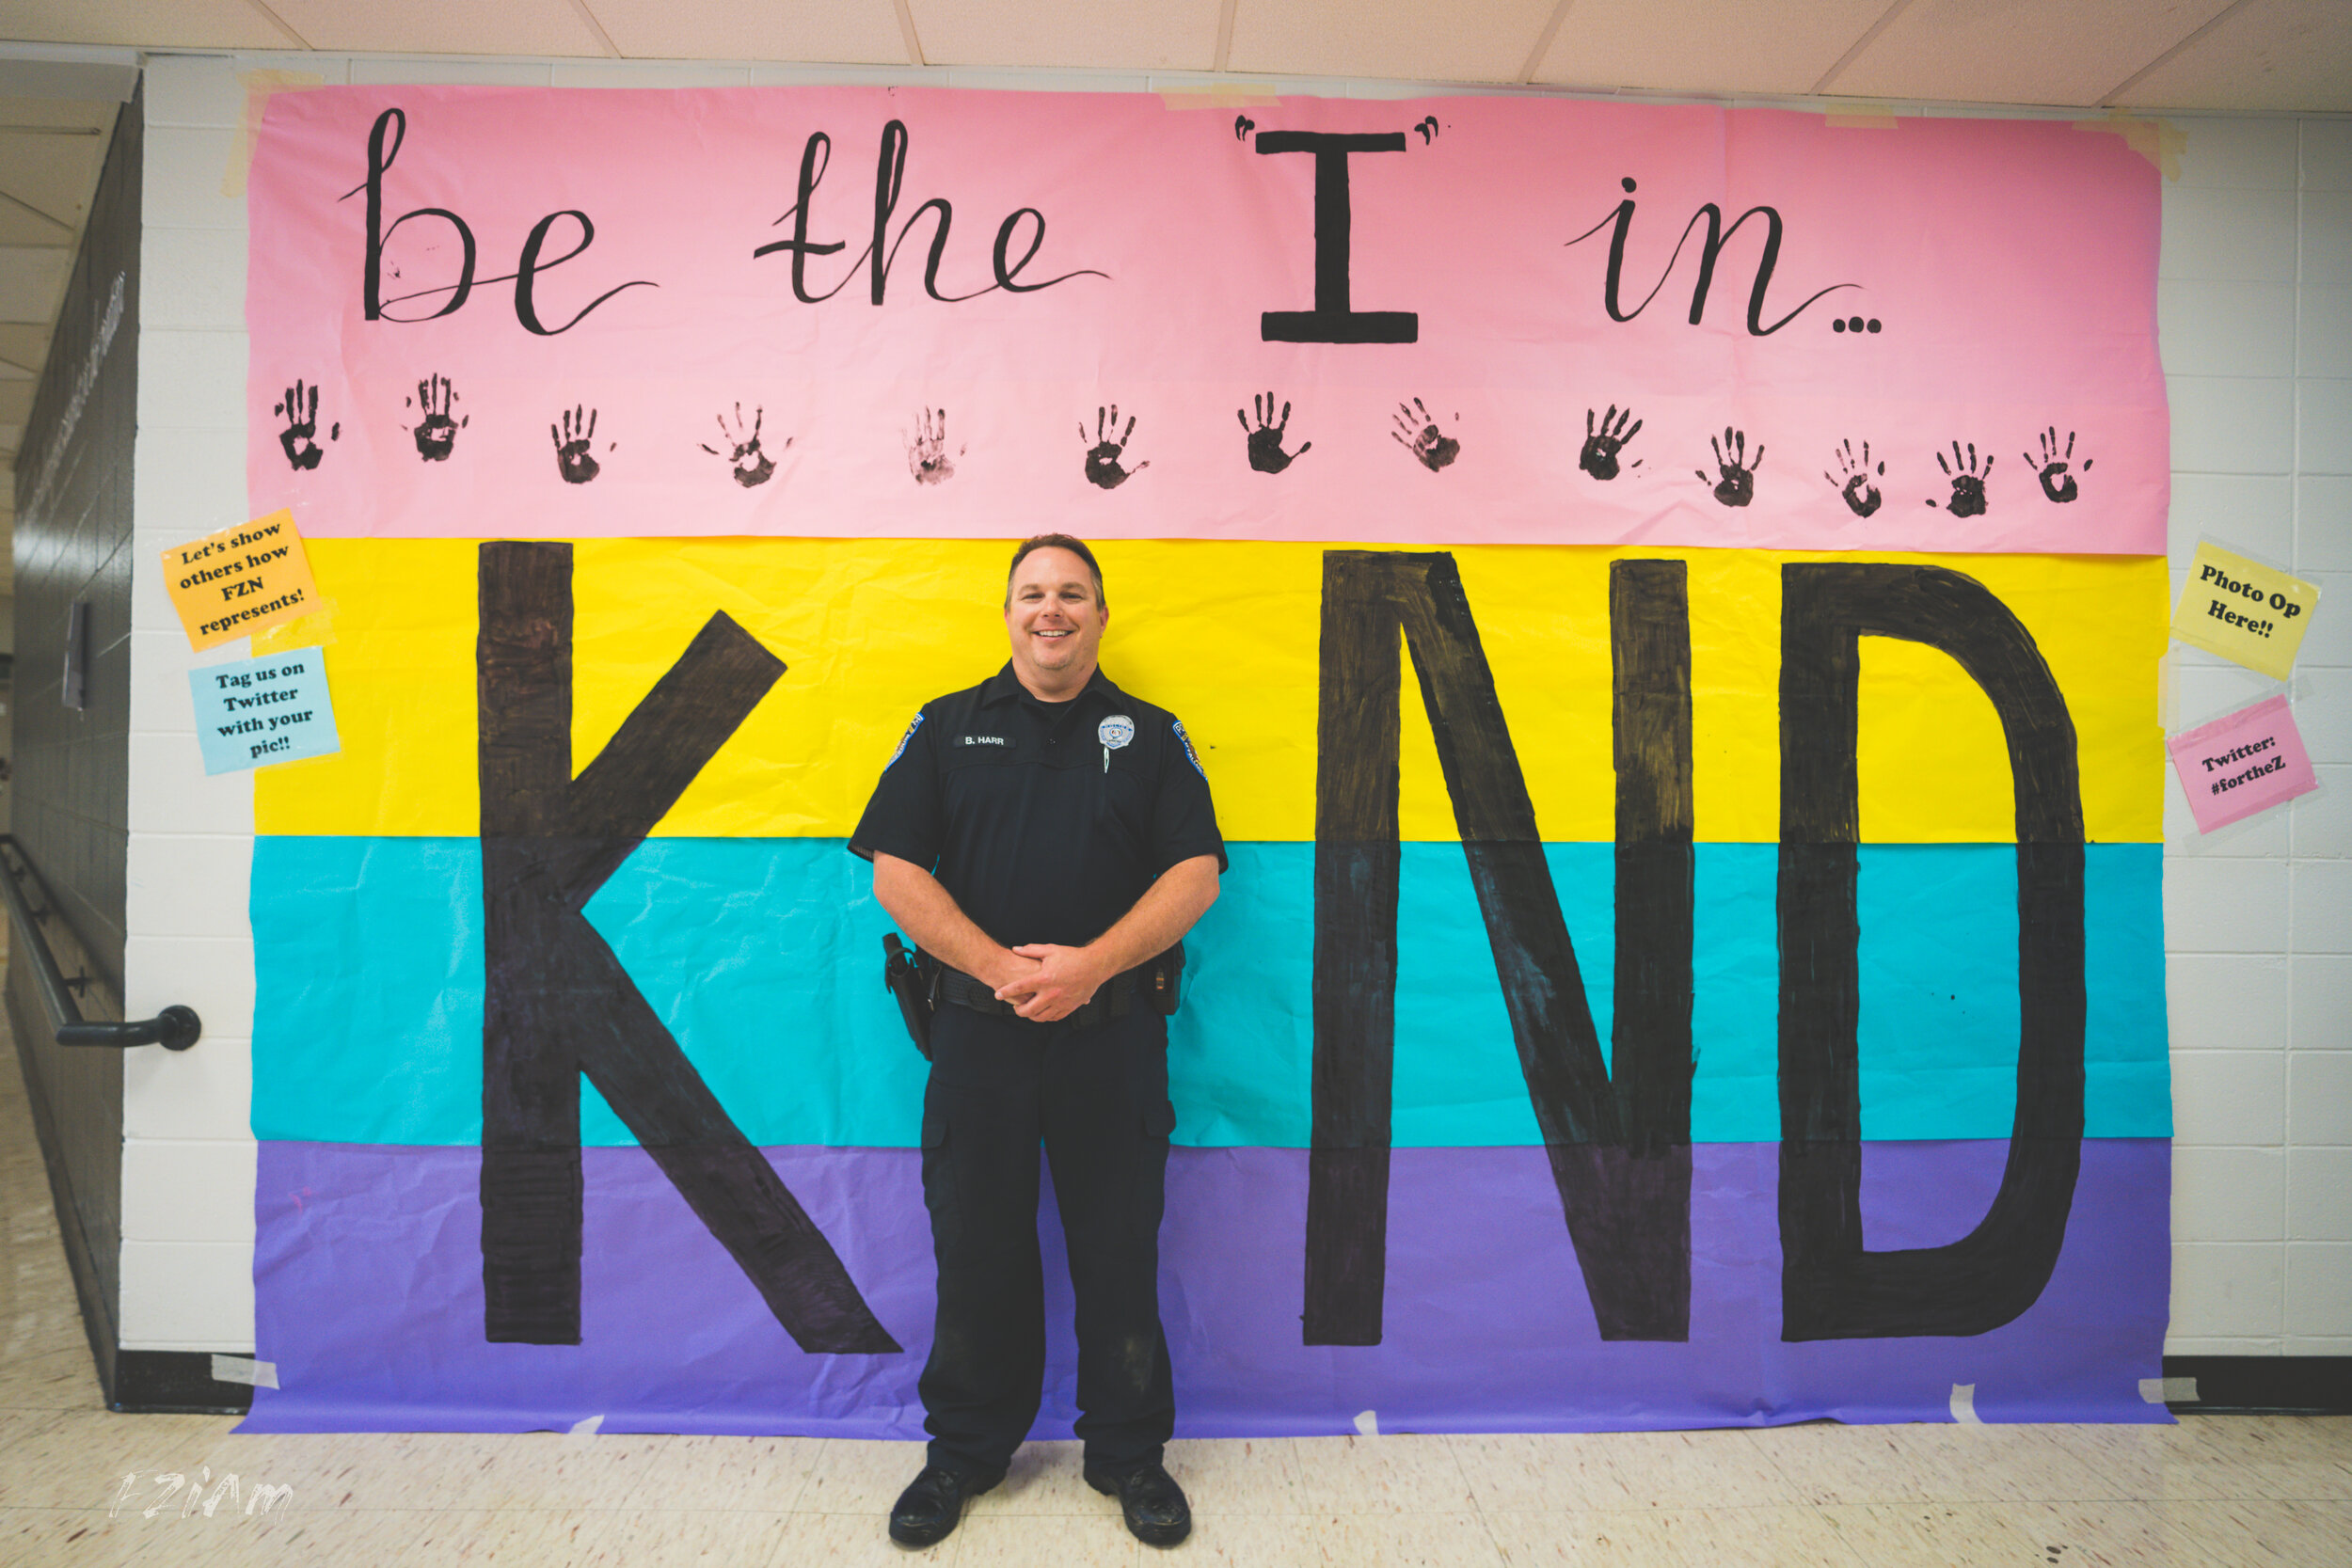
[{"x1": 1004, "y1": 546, "x2": 1107, "y2": 701}]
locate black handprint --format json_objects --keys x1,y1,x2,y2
[
  {"x1": 1929, "y1": 440, "x2": 1992, "y2": 517},
  {"x1": 1824, "y1": 438, "x2": 1883, "y2": 518},
  {"x1": 1234, "y1": 114, "x2": 1255, "y2": 141},
  {"x1": 274, "y1": 380, "x2": 338, "y2": 471},
  {"x1": 908, "y1": 407, "x2": 961, "y2": 485},
  {"x1": 552, "y1": 405, "x2": 601, "y2": 485},
  {"x1": 1080, "y1": 404, "x2": 1148, "y2": 490},
  {"x1": 1414, "y1": 116, "x2": 1439, "y2": 144},
  {"x1": 405, "y1": 373, "x2": 464, "y2": 462},
  {"x1": 1697, "y1": 427, "x2": 1763, "y2": 507},
  {"x1": 2025, "y1": 426, "x2": 2090, "y2": 503},
  {"x1": 701, "y1": 403, "x2": 783, "y2": 488},
  {"x1": 1580, "y1": 404, "x2": 1643, "y2": 481},
  {"x1": 1238, "y1": 391, "x2": 1311, "y2": 474},
  {"x1": 1391, "y1": 398, "x2": 1460, "y2": 472}
]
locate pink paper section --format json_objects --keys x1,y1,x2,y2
[
  {"x1": 246, "y1": 87, "x2": 2166, "y2": 551},
  {"x1": 2169, "y1": 695, "x2": 2317, "y2": 832}
]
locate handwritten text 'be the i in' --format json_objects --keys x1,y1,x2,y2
[
  {"x1": 189, "y1": 647, "x2": 340, "y2": 774},
  {"x1": 161, "y1": 507, "x2": 320, "y2": 650}
]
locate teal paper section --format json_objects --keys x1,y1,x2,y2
[
  {"x1": 251, "y1": 837, "x2": 2167, "y2": 1148},
  {"x1": 1683, "y1": 844, "x2": 2170, "y2": 1142},
  {"x1": 250, "y1": 836, "x2": 486, "y2": 1141}
]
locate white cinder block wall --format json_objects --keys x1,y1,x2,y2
[
  {"x1": 114, "y1": 49, "x2": 2350, "y2": 1358},
  {"x1": 2161, "y1": 117, "x2": 2352, "y2": 1358}
]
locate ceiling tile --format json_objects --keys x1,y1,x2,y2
[
  {"x1": 0, "y1": 0, "x2": 292, "y2": 48},
  {"x1": 1534, "y1": 0, "x2": 1889, "y2": 97},
  {"x1": 907, "y1": 0, "x2": 1219, "y2": 71},
  {"x1": 1227, "y1": 0, "x2": 1562, "y2": 85},
  {"x1": 1831, "y1": 0, "x2": 2238, "y2": 107},
  {"x1": 0, "y1": 206, "x2": 70, "y2": 248},
  {"x1": 0, "y1": 246, "x2": 71, "y2": 325},
  {"x1": 2119, "y1": 0, "x2": 2352, "y2": 113},
  {"x1": 269, "y1": 0, "x2": 610, "y2": 56},
  {"x1": 0, "y1": 131, "x2": 110, "y2": 231},
  {"x1": 0, "y1": 97, "x2": 119, "y2": 134},
  {"x1": 589, "y1": 1, "x2": 907, "y2": 66},
  {"x1": 0, "y1": 324, "x2": 53, "y2": 372}
]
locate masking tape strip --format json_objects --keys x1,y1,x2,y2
[
  {"x1": 2074, "y1": 111, "x2": 2185, "y2": 181},
  {"x1": 2140, "y1": 1376, "x2": 2199, "y2": 1403},
  {"x1": 224, "y1": 71, "x2": 326, "y2": 199},
  {"x1": 211, "y1": 1354, "x2": 279, "y2": 1389},
  {"x1": 1948, "y1": 1382, "x2": 1981, "y2": 1424},
  {"x1": 1352, "y1": 1409, "x2": 1379, "y2": 1437}
]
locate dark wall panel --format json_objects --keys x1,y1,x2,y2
[{"x1": 8, "y1": 81, "x2": 139, "y2": 1370}]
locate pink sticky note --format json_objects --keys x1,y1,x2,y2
[{"x1": 2168, "y1": 695, "x2": 2317, "y2": 832}]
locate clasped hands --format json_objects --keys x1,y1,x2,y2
[{"x1": 989, "y1": 943, "x2": 1116, "y2": 1022}]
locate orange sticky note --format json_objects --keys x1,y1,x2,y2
[{"x1": 161, "y1": 509, "x2": 321, "y2": 650}]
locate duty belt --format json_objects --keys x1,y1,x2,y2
[{"x1": 930, "y1": 952, "x2": 1180, "y2": 1029}]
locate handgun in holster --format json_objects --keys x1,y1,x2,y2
[
  {"x1": 1147, "y1": 942, "x2": 1185, "y2": 1015},
  {"x1": 882, "y1": 932, "x2": 935, "y2": 1058}
]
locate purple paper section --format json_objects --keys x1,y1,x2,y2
[{"x1": 245, "y1": 1139, "x2": 2169, "y2": 1435}]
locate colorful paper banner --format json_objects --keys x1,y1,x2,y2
[{"x1": 236, "y1": 84, "x2": 2172, "y2": 1437}]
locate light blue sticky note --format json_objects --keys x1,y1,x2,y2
[{"x1": 190, "y1": 648, "x2": 340, "y2": 774}]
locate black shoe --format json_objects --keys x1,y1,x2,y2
[
  {"x1": 887, "y1": 1464, "x2": 997, "y2": 1547},
  {"x1": 1083, "y1": 1460, "x2": 1191, "y2": 1547}
]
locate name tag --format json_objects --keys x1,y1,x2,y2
[{"x1": 956, "y1": 734, "x2": 1016, "y2": 749}]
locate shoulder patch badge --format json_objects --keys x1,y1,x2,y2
[
  {"x1": 886, "y1": 712, "x2": 924, "y2": 770},
  {"x1": 1172, "y1": 718, "x2": 1207, "y2": 778}
]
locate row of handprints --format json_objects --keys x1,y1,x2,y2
[{"x1": 266, "y1": 377, "x2": 2095, "y2": 518}]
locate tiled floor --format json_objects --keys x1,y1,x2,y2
[{"x1": 3, "y1": 1049, "x2": 2346, "y2": 1565}]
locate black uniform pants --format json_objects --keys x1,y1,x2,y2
[{"x1": 917, "y1": 1001, "x2": 1176, "y2": 1479}]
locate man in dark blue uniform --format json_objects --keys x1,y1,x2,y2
[{"x1": 850, "y1": 534, "x2": 1224, "y2": 1548}]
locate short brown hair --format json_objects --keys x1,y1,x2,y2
[{"x1": 1006, "y1": 533, "x2": 1105, "y2": 610}]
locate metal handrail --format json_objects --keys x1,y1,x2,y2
[{"x1": 0, "y1": 834, "x2": 199, "y2": 1051}]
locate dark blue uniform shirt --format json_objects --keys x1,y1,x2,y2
[{"x1": 850, "y1": 663, "x2": 1226, "y2": 950}]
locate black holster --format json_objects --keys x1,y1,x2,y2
[
  {"x1": 882, "y1": 932, "x2": 934, "y2": 1057},
  {"x1": 1147, "y1": 942, "x2": 1185, "y2": 1015}
]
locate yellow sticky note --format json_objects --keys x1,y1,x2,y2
[
  {"x1": 2173, "y1": 542, "x2": 2319, "y2": 679},
  {"x1": 161, "y1": 509, "x2": 322, "y2": 650}
]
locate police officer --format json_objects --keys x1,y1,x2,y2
[{"x1": 850, "y1": 534, "x2": 1224, "y2": 1548}]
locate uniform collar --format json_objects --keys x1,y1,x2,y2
[{"x1": 979, "y1": 661, "x2": 1123, "y2": 711}]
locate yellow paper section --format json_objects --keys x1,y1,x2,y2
[
  {"x1": 256, "y1": 540, "x2": 2165, "y2": 845},
  {"x1": 161, "y1": 509, "x2": 322, "y2": 650},
  {"x1": 2172, "y1": 540, "x2": 2319, "y2": 681},
  {"x1": 1858, "y1": 639, "x2": 2013, "y2": 844}
]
